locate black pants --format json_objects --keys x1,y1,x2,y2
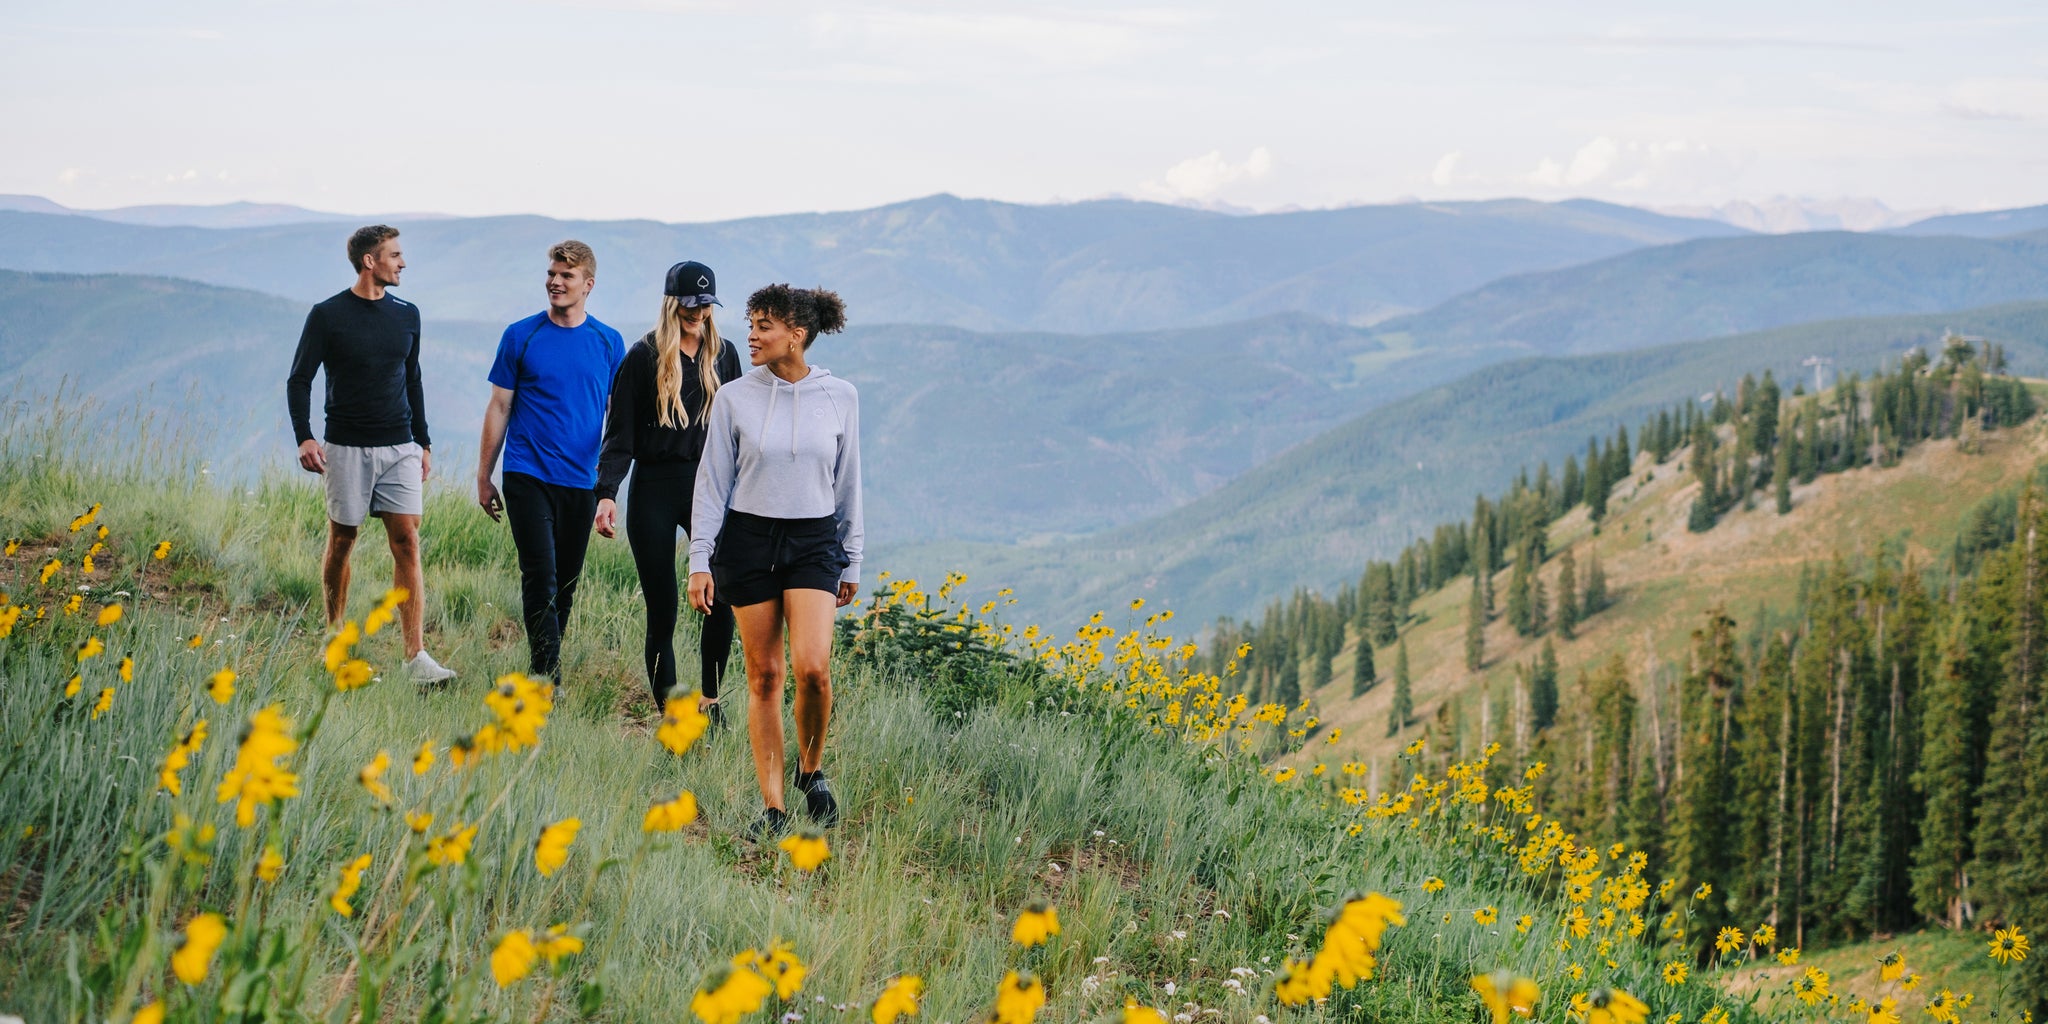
[
  {"x1": 625, "y1": 462, "x2": 735, "y2": 705},
  {"x1": 501, "y1": 471, "x2": 596, "y2": 681}
]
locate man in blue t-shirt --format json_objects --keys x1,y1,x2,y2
[{"x1": 476, "y1": 240, "x2": 626, "y2": 682}]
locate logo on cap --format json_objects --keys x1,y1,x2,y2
[{"x1": 698, "y1": 275, "x2": 710, "y2": 289}]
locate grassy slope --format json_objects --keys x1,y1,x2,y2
[{"x1": 0, "y1": 404, "x2": 1753, "y2": 1024}]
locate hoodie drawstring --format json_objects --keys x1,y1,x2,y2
[{"x1": 757, "y1": 373, "x2": 805, "y2": 460}]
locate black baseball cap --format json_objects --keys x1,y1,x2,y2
[{"x1": 663, "y1": 260, "x2": 721, "y2": 307}]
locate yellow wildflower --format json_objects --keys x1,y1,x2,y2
[
  {"x1": 90, "y1": 687, "x2": 114, "y2": 719},
  {"x1": 733, "y1": 940, "x2": 808, "y2": 1000},
  {"x1": 1012, "y1": 902, "x2": 1060, "y2": 947},
  {"x1": 159, "y1": 720, "x2": 207, "y2": 795},
  {"x1": 1715, "y1": 926, "x2": 1745, "y2": 955},
  {"x1": 358, "y1": 750, "x2": 394, "y2": 805},
  {"x1": 1793, "y1": 967, "x2": 1829, "y2": 1006},
  {"x1": 1693, "y1": 882, "x2": 1711, "y2": 900},
  {"x1": 1662, "y1": 961, "x2": 1688, "y2": 986},
  {"x1": 780, "y1": 830, "x2": 830, "y2": 872},
  {"x1": 1475, "y1": 906, "x2": 1500, "y2": 925},
  {"x1": 1878, "y1": 950, "x2": 1906, "y2": 980},
  {"x1": 693, "y1": 964, "x2": 774, "y2": 1024},
  {"x1": 134, "y1": 1001, "x2": 164, "y2": 1024},
  {"x1": 1273, "y1": 767, "x2": 1297, "y2": 783},
  {"x1": 1472, "y1": 971, "x2": 1541, "y2": 1024},
  {"x1": 1777, "y1": 948, "x2": 1801, "y2": 966},
  {"x1": 492, "y1": 929, "x2": 540, "y2": 987},
  {"x1": 427, "y1": 823, "x2": 478, "y2": 867},
  {"x1": 1754, "y1": 923, "x2": 1777, "y2": 948},
  {"x1": 538, "y1": 923, "x2": 584, "y2": 966},
  {"x1": 534, "y1": 818, "x2": 580, "y2": 877},
  {"x1": 329, "y1": 853, "x2": 371, "y2": 916},
  {"x1": 323, "y1": 621, "x2": 360, "y2": 674},
  {"x1": 333, "y1": 659, "x2": 373, "y2": 691},
  {"x1": 256, "y1": 845, "x2": 283, "y2": 883},
  {"x1": 96, "y1": 603, "x2": 122, "y2": 626},
  {"x1": 207, "y1": 668, "x2": 235, "y2": 704},
  {"x1": 1585, "y1": 989, "x2": 1649, "y2": 1024},
  {"x1": 153, "y1": 541, "x2": 172, "y2": 559},
  {"x1": 871, "y1": 975, "x2": 923, "y2": 1024},
  {"x1": 643, "y1": 790, "x2": 699, "y2": 832},
  {"x1": 40, "y1": 559, "x2": 60, "y2": 585},
  {"x1": 76, "y1": 636, "x2": 105, "y2": 662},
  {"x1": 1990, "y1": 927, "x2": 2029, "y2": 965},
  {"x1": 1423, "y1": 876, "x2": 1446, "y2": 893},
  {"x1": 216, "y1": 705, "x2": 298, "y2": 827},
  {"x1": 171, "y1": 912, "x2": 227, "y2": 985},
  {"x1": 405, "y1": 811, "x2": 434, "y2": 834},
  {"x1": 119, "y1": 655, "x2": 133, "y2": 683},
  {"x1": 1517, "y1": 915, "x2": 1534, "y2": 934},
  {"x1": 412, "y1": 741, "x2": 434, "y2": 775},
  {"x1": 993, "y1": 970, "x2": 1046, "y2": 1024}
]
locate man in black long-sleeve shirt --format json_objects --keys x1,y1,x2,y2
[{"x1": 285, "y1": 225, "x2": 458, "y2": 685}]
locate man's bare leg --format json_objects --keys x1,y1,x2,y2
[
  {"x1": 378, "y1": 512, "x2": 425, "y2": 659},
  {"x1": 323, "y1": 522, "x2": 358, "y2": 630}
]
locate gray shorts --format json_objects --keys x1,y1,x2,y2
[{"x1": 324, "y1": 442, "x2": 424, "y2": 526}]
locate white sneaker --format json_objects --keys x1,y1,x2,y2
[{"x1": 405, "y1": 651, "x2": 458, "y2": 686}]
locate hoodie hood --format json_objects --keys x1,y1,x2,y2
[{"x1": 748, "y1": 366, "x2": 838, "y2": 458}]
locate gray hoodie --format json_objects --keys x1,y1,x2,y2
[{"x1": 690, "y1": 365, "x2": 863, "y2": 584}]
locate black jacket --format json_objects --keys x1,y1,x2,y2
[{"x1": 595, "y1": 331, "x2": 744, "y2": 500}]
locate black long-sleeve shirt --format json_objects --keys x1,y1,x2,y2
[
  {"x1": 285, "y1": 289, "x2": 431, "y2": 448},
  {"x1": 596, "y1": 331, "x2": 743, "y2": 500}
]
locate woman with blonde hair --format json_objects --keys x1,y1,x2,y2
[
  {"x1": 595, "y1": 261, "x2": 743, "y2": 718},
  {"x1": 689, "y1": 283, "x2": 860, "y2": 841}
]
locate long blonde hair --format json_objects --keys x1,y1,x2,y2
[{"x1": 652, "y1": 295, "x2": 724, "y2": 429}]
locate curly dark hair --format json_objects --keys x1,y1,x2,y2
[{"x1": 747, "y1": 283, "x2": 846, "y2": 349}]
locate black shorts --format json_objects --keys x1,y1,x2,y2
[{"x1": 710, "y1": 510, "x2": 848, "y2": 607}]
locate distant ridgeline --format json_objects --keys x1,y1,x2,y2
[{"x1": 1196, "y1": 339, "x2": 2048, "y2": 983}]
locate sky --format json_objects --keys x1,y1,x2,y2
[{"x1": 4, "y1": 0, "x2": 2046, "y2": 223}]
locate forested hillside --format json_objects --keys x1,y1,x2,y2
[{"x1": 1187, "y1": 342, "x2": 2048, "y2": 1007}]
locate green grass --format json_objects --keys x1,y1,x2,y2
[{"x1": 0, "y1": 395, "x2": 2001, "y2": 1024}]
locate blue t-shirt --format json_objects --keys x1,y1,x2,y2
[{"x1": 488, "y1": 312, "x2": 626, "y2": 489}]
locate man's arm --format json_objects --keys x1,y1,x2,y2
[
  {"x1": 286, "y1": 307, "x2": 327, "y2": 474},
  {"x1": 476, "y1": 385, "x2": 514, "y2": 521},
  {"x1": 405, "y1": 321, "x2": 432, "y2": 478}
]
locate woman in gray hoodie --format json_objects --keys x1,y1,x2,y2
[{"x1": 687, "y1": 284, "x2": 861, "y2": 841}]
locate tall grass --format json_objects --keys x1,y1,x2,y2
[{"x1": 0, "y1": 394, "x2": 1994, "y2": 1024}]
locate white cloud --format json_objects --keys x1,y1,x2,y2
[
  {"x1": 1140, "y1": 147, "x2": 1274, "y2": 201},
  {"x1": 1944, "y1": 77, "x2": 2048, "y2": 120},
  {"x1": 1430, "y1": 151, "x2": 1463, "y2": 187},
  {"x1": 1527, "y1": 137, "x2": 1740, "y2": 195}
]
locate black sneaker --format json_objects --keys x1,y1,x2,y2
[
  {"x1": 704, "y1": 700, "x2": 725, "y2": 733},
  {"x1": 744, "y1": 806, "x2": 791, "y2": 845},
  {"x1": 794, "y1": 771, "x2": 839, "y2": 829}
]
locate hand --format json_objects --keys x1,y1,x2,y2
[
  {"x1": 420, "y1": 447, "x2": 433, "y2": 480},
  {"x1": 688, "y1": 572, "x2": 716, "y2": 614},
  {"x1": 836, "y1": 580, "x2": 859, "y2": 608},
  {"x1": 477, "y1": 476, "x2": 502, "y2": 522},
  {"x1": 594, "y1": 498, "x2": 618, "y2": 539},
  {"x1": 297, "y1": 439, "x2": 327, "y2": 474}
]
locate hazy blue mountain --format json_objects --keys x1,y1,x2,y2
[
  {"x1": 877, "y1": 300, "x2": 2048, "y2": 628},
  {"x1": 0, "y1": 194, "x2": 1743, "y2": 332},
  {"x1": 1372, "y1": 229, "x2": 2048, "y2": 357},
  {"x1": 1891, "y1": 204, "x2": 2048, "y2": 238},
  {"x1": 0, "y1": 194, "x2": 367, "y2": 228},
  {"x1": 0, "y1": 271, "x2": 499, "y2": 472},
  {"x1": 0, "y1": 271, "x2": 1510, "y2": 546}
]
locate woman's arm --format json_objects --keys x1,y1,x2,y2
[{"x1": 832, "y1": 384, "x2": 863, "y2": 605}]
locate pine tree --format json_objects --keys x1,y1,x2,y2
[
  {"x1": 1670, "y1": 609, "x2": 1740, "y2": 938},
  {"x1": 1275, "y1": 651, "x2": 1301, "y2": 708},
  {"x1": 1465, "y1": 577, "x2": 1486, "y2": 672},
  {"x1": 1969, "y1": 500, "x2": 2044, "y2": 912},
  {"x1": 1531, "y1": 638, "x2": 1559, "y2": 731},
  {"x1": 1556, "y1": 547, "x2": 1580, "y2": 640},
  {"x1": 1911, "y1": 607, "x2": 1981, "y2": 927},
  {"x1": 1530, "y1": 571, "x2": 1549, "y2": 637},
  {"x1": 1506, "y1": 546, "x2": 1534, "y2": 636},
  {"x1": 1562, "y1": 455, "x2": 1583, "y2": 508},
  {"x1": 1585, "y1": 552, "x2": 1608, "y2": 615},
  {"x1": 1587, "y1": 436, "x2": 1612, "y2": 520},
  {"x1": 1774, "y1": 429, "x2": 1793, "y2": 514},
  {"x1": 1351, "y1": 630, "x2": 1376, "y2": 697},
  {"x1": 1388, "y1": 638, "x2": 1413, "y2": 737}
]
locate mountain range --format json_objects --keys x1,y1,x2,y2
[
  {"x1": 6, "y1": 190, "x2": 2048, "y2": 628},
  {"x1": 0, "y1": 196, "x2": 1743, "y2": 331}
]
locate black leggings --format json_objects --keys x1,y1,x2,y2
[
  {"x1": 501, "y1": 471, "x2": 597, "y2": 681},
  {"x1": 625, "y1": 462, "x2": 734, "y2": 705}
]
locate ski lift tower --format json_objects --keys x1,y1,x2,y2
[{"x1": 1802, "y1": 355, "x2": 1832, "y2": 394}]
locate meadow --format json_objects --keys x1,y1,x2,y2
[{"x1": 0, "y1": 397, "x2": 2030, "y2": 1024}]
